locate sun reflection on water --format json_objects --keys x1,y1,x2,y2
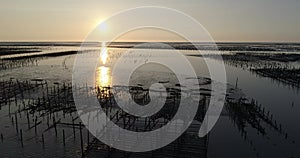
[
  {"x1": 96, "y1": 66, "x2": 111, "y2": 88},
  {"x1": 100, "y1": 46, "x2": 108, "y2": 65},
  {"x1": 96, "y1": 42, "x2": 111, "y2": 88}
]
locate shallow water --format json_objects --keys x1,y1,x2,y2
[
  {"x1": 0, "y1": 44, "x2": 299, "y2": 158},
  {"x1": 208, "y1": 62, "x2": 300, "y2": 158}
]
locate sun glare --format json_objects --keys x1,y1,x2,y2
[
  {"x1": 100, "y1": 42, "x2": 108, "y2": 64},
  {"x1": 96, "y1": 66, "x2": 111, "y2": 88},
  {"x1": 99, "y1": 22, "x2": 108, "y2": 32}
]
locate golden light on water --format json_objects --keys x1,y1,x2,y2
[
  {"x1": 100, "y1": 47, "x2": 108, "y2": 64},
  {"x1": 96, "y1": 66, "x2": 111, "y2": 88},
  {"x1": 100, "y1": 42, "x2": 108, "y2": 64},
  {"x1": 96, "y1": 42, "x2": 111, "y2": 89}
]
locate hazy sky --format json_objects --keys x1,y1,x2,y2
[{"x1": 0, "y1": 0, "x2": 299, "y2": 42}]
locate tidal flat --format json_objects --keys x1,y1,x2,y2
[{"x1": 0, "y1": 42, "x2": 299, "y2": 158}]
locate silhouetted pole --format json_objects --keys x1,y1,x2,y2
[
  {"x1": 42, "y1": 134, "x2": 45, "y2": 147},
  {"x1": 72, "y1": 118, "x2": 76, "y2": 139},
  {"x1": 27, "y1": 111, "x2": 30, "y2": 129},
  {"x1": 20, "y1": 129, "x2": 24, "y2": 148},
  {"x1": 63, "y1": 129, "x2": 66, "y2": 146},
  {"x1": 35, "y1": 116, "x2": 38, "y2": 134},
  {"x1": 1, "y1": 133, "x2": 3, "y2": 143},
  {"x1": 79, "y1": 122, "x2": 84, "y2": 157},
  {"x1": 53, "y1": 116, "x2": 57, "y2": 137},
  {"x1": 15, "y1": 113, "x2": 18, "y2": 133}
]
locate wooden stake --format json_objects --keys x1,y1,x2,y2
[
  {"x1": 72, "y1": 118, "x2": 76, "y2": 138},
  {"x1": 63, "y1": 129, "x2": 66, "y2": 146},
  {"x1": 87, "y1": 129, "x2": 89, "y2": 146},
  {"x1": 42, "y1": 134, "x2": 45, "y2": 147},
  {"x1": 20, "y1": 129, "x2": 24, "y2": 147},
  {"x1": 15, "y1": 113, "x2": 18, "y2": 133},
  {"x1": 53, "y1": 116, "x2": 57, "y2": 137},
  {"x1": 79, "y1": 122, "x2": 84, "y2": 157},
  {"x1": 1, "y1": 133, "x2": 3, "y2": 143},
  {"x1": 27, "y1": 111, "x2": 30, "y2": 129},
  {"x1": 35, "y1": 116, "x2": 38, "y2": 134}
]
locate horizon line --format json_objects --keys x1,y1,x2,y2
[{"x1": 1, "y1": 40, "x2": 300, "y2": 44}]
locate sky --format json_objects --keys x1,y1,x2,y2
[{"x1": 0, "y1": 0, "x2": 299, "y2": 42}]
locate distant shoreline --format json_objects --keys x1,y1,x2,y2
[{"x1": 1, "y1": 42, "x2": 300, "y2": 52}]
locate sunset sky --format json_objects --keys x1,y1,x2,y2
[{"x1": 1, "y1": 0, "x2": 299, "y2": 42}]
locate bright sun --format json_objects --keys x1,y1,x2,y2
[{"x1": 98, "y1": 21, "x2": 108, "y2": 32}]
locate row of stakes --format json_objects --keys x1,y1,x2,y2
[
  {"x1": 0, "y1": 58, "x2": 38, "y2": 70},
  {"x1": 0, "y1": 78, "x2": 211, "y2": 157},
  {"x1": 0, "y1": 79, "x2": 89, "y2": 157},
  {"x1": 0, "y1": 79, "x2": 170, "y2": 157},
  {"x1": 205, "y1": 53, "x2": 300, "y2": 88},
  {"x1": 1, "y1": 112, "x2": 88, "y2": 157}
]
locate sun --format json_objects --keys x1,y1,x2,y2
[{"x1": 98, "y1": 21, "x2": 108, "y2": 32}]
